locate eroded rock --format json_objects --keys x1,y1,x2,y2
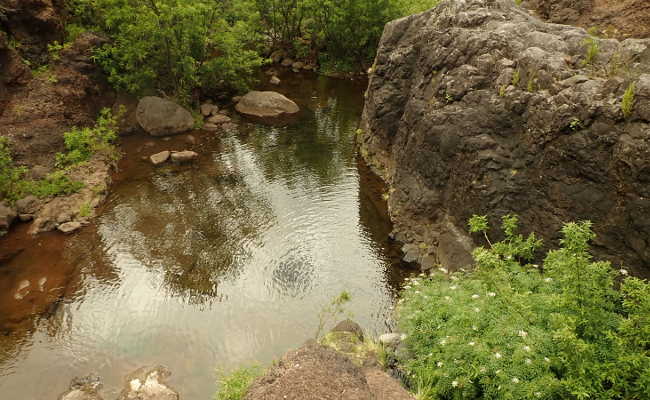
[
  {"x1": 116, "y1": 366, "x2": 179, "y2": 400},
  {"x1": 170, "y1": 150, "x2": 198, "y2": 163},
  {"x1": 360, "y1": 0, "x2": 650, "y2": 273},
  {"x1": 0, "y1": 202, "x2": 18, "y2": 234},
  {"x1": 58, "y1": 375, "x2": 103, "y2": 400},
  {"x1": 235, "y1": 91, "x2": 299, "y2": 118},
  {"x1": 136, "y1": 97, "x2": 194, "y2": 136},
  {"x1": 58, "y1": 221, "x2": 82, "y2": 234}
]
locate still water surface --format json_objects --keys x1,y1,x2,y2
[{"x1": 0, "y1": 75, "x2": 408, "y2": 399}]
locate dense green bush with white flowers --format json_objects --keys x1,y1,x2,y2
[{"x1": 397, "y1": 215, "x2": 650, "y2": 400}]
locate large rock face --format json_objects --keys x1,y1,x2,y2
[
  {"x1": 136, "y1": 96, "x2": 195, "y2": 136},
  {"x1": 360, "y1": 0, "x2": 650, "y2": 274},
  {"x1": 235, "y1": 91, "x2": 300, "y2": 118}
]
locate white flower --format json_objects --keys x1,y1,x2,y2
[
  {"x1": 523, "y1": 346, "x2": 531, "y2": 352},
  {"x1": 544, "y1": 357, "x2": 550, "y2": 363},
  {"x1": 535, "y1": 392, "x2": 542, "y2": 398},
  {"x1": 619, "y1": 269, "x2": 628, "y2": 276},
  {"x1": 468, "y1": 341, "x2": 476, "y2": 346},
  {"x1": 452, "y1": 380, "x2": 459, "y2": 387},
  {"x1": 413, "y1": 280, "x2": 420, "y2": 286},
  {"x1": 444, "y1": 296, "x2": 451, "y2": 301},
  {"x1": 428, "y1": 353, "x2": 433, "y2": 357},
  {"x1": 544, "y1": 277, "x2": 552, "y2": 282},
  {"x1": 450, "y1": 285, "x2": 458, "y2": 290},
  {"x1": 415, "y1": 290, "x2": 421, "y2": 294},
  {"x1": 495, "y1": 352, "x2": 502, "y2": 359},
  {"x1": 436, "y1": 361, "x2": 443, "y2": 367},
  {"x1": 487, "y1": 292, "x2": 496, "y2": 297},
  {"x1": 471, "y1": 294, "x2": 480, "y2": 299},
  {"x1": 438, "y1": 267, "x2": 448, "y2": 273},
  {"x1": 439, "y1": 339, "x2": 447, "y2": 345},
  {"x1": 404, "y1": 285, "x2": 411, "y2": 289},
  {"x1": 511, "y1": 377, "x2": 520, "y2": 384},
  {"x1": 525, "y1": 358, "x2": 532, "y2": 365},
  {"x1": 450, "y1": 275, "x2": 459, "y2": 281},
  {"x1": 518, "y1": 330, "x2": 528, "y2": 338},
  {"x1": 473, "y1": 307, "x2": 480, "y2": 313},
  {"x1": 472, "y1": 325, "x2": 478, "y2": 331}
]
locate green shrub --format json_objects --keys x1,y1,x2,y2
[
  {"x1": 0, "y1": 137, "x2": 28, "y2": 203},
  {"x1": 397, "y1": 215, "x2": 650, "y2": 400},
  {"x1": 79, "y1": 0, "x2": 264, "y2": 98},
  {"x1": 215, "y1": 366, "x2": 264, "y2": 400},
  {"x1": 55, "y1": 107, "x2": 121, "y2": 167},
  {"x1": 621, "y1": 82, "x2": 636, "y2": 119},
  {"x1": 582, "y1": 36, "x2": 600, "y2": 66},
  {"x1": 20, "y1": 171, "x2": 85, "y2": 198}
]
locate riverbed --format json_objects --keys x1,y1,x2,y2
[{"x1": 0, "y1": 74, "x2": 410, "y2": 399}]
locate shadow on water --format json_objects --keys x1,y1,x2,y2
[{"x1": 0, "y1": 73, "x2": 412, "y2": 399}]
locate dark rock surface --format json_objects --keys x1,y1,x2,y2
[{"x1": 360, "y1": 0, "x2": 650, "y2": 274}]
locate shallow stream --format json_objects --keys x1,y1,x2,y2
[{"x1": 0, "y1": 75, "x2": 410, "y2": 399}]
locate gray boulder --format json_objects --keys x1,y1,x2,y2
[
  {"x1": 136, "y1": 96, "x2": 194, "y2": 136},
  {"x1": 206, "y1": 114, "x2": 231, "y2": 124},
  {"x1": 360, "y1": 0, "x2": 650, "y2": 274},
  {"x1": 235, "y1": 91, "x2": 299, "y2": 118}
]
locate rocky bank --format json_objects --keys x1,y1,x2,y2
[{"x1": 360, "y1": 0, "x2": 650, "y2": 274}]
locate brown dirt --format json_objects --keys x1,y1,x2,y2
[
  {"x1": 530, "y1": 0, "x2": 650, "y2": 39},
  {"x1": 0, "y1": 32, "x2": 115, "y2": 173}
]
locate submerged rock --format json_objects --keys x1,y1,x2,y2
[
  {"x1": 116, "y1": 366, "x2": 179, "y2": 400},
  {"x1": 270, "y1": 75, "x2": 281, "y2": 85},
  {"x1": 200, "y1": 103, "x2": 219, "y2": 117},
  {"x1": 58, "y1": 374, "x2": 103, "y2": 400},
  {"x1": 206, "y1": 114, "x2": 231, "y2": 124},
  {"x1": 136, "y1": 97, "x2": 194, "y2": 136},
  {"x1": 235, "y1": 91, "x2": 299, "y2": 118},
  {"x1": 360, "y1": 0, "x2": 650, "y2": 273}
]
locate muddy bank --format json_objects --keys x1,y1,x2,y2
[{"x1": 360, "y1": 0, "x2": 650, "y2": 275}]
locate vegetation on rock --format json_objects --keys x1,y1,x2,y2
[
  {"x1": 214, "y1": 365, "x2": 264, "y2": 400},
  {"x1": 396, "y1": 215, "x2": 650, "y2": 400}
]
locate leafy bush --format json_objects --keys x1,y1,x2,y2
[
  {"x1": 397, "y1": 215, "x2": 650, "y2": 400},
  {"x1": 0, "y1": 137, "x2": 28, "y2": 203},
  {"x1": 214, "y1": 366, "x2": 263, "y2": 400},
  {"x1": 20, "y1": 171, "x2": 85, "y2": 199},
  {"x1": 78, "y1": 0, "x2": 264, "y2": 98},
  {"x1": 55, "y1": 107, "x2": 120, "y2": 167}
]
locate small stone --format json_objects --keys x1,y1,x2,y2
[
  {"x1": 379, "y1": 333, "x2": 403, "y2": 347},
  {"x1": 185, "y1": 135, "x2": 197, "y2": 145},
  {"x1": 281, "y1": 58, "x2": 294, "y2": 67},
  {"x1": 19, "y1": 214, "x2": 33, "y2": 222},
  {"x1": 203, "y1": 123, "x2": 219, "y2": 131},
  {"x1": 170, "y1": 150, "x2": 198, "y2": 163},
  {"x1": 200, "y1": 103, "x2": 218, "y2": 116},
  {"x1": 270, "y1": 75, "x2": 281, "y2": 85},
  {"x1": 206, "y1": 114, "x2": 232, "y2": 124},
  {"x1": 150, "y1": 150, "x2": 170, "y2": 166},
  {"x1": 58, "y1": 221, "x2": 82, "y2": 234},
  {"x1": 292, "y1": 61, "x2": 304, "y2": 70}
]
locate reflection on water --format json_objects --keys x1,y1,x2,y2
[{"x1": 0, "y1": 74, "x2": 408, "y2": 399}]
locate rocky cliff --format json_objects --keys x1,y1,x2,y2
[{"x1": 360, "y1": 0, "x2": 650, "y2": 275}]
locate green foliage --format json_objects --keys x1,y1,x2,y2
[
  {"x1": 20, "y1": 171, "x2": 85, "y2": 199},
  {"x1": 78, "y1": 202, "x2": 92, "y2": 218},
  {"x1": 512, "y1": 69, "x2": 521, "y2": 87},
  {"x1": 569, "y1": 118, "x2": 582, "y2": 131},
  {"x1": 315, "y1": 290, "x2": 352, "y2": 339},
  {"x1": 214, "y1": 366, "x2": 263, "y2": 400},
  {"x1": 78, "y1": 0, "x2": 265, "y2": 98},
  {"x1": 55, "y1": 107, "x2": 121, "y2": 167},
  {"x1": 0, "y1": 137, "x2": 28, "y2": 203},
  {"x1": 582, "y1": 36, "x2": 600, "y2": 66},
  {"x1": 394, "y1": 0, "x2": 442, "y2": 15},
  {"x1": 398, "y1": 216, "x2": 650, "y2": 400},
  {"x1": 32, "y1": 65, "x2": 58, "y2": 83},
  {"x1": 621, "y1": 82, "x2": 636, "y2": 119},
  {"x1": 47, "y1": 41, "x2": 70, "y2": 62},
  {"x1": 514, "y1": 0, "x2": 523, "y2": 5}
]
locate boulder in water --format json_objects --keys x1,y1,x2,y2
[
  {"x1": 235, "y1": 91, "x2": 299, "y2": 118},
  {"x1": 136, "y1": 96, "x2": 194, "y2": 136}
]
